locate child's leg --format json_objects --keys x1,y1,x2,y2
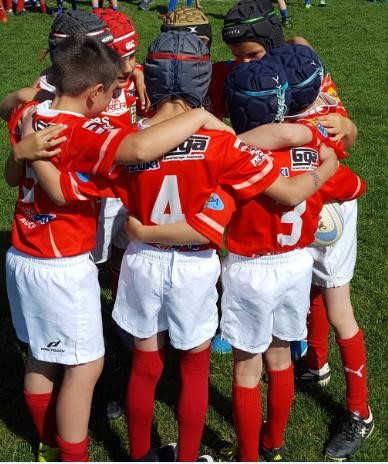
[
  {"x1": 233, "y1": 348, "x2": 262, "y2": 462},
  {"x1": 323, "y1": 284, "x2": 369, "y2": 417},
  {"x1": 24, "y1": 349, "x2": 59, "y2": 449},
  {"x1": 126, "y1": 333, "x2": 166, "y2": 460},
  {"x1": 262, "y1": 338, "x2": 294, "y2": 451},
  {"x1": 177, "y1": 340, "x2": 211, "y2": 462},
  {"x1": 167, "y1": 0, "x2": 178, "y2": 12},
  {"x1": 306, "y1": 285, "x2": 330, "y2": 370},
  {"x1": 56, "y1": 356, "x2": 104, "y2": 462}
]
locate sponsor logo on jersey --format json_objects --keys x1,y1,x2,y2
[
  {"x1": 91, "y1": 116, "x2": 115, "y2": 131},
  {"x1": 164, "y1": 135, "x2": 209, "y2": 161},
  {"x1": 82, "y1": 120, "x2": 107, "y2": 134},
  {"x1": 76, "y1": 172, "x2": 90, "y2": 182},
  {"x1": 126, "y1": 160, "x2": 160, "y2": 172},
  {"x1": 234, "y1": 139, "x2": 268, "y2": 167},
  {"x1": 41, "y1": 340, "x2": 65, "y2": 353},
  {"x1": 290, "y1": 148, "x2": 319, "y2": 171},
  {"x1": 304, "y1": 118, "x2": 328, "y2": 138},
  {"x1": 280, "y1": 167, "x2": 289, "y2": 177},
  {"x1": 204, "y1": 193, "x2": 224, "y2": 211},
  {"x1": 33, "y1": 213, "x2": 56, "y2": 224}
]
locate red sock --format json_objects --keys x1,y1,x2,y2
[
  {"x1": 39, "y1": 0, "x2": 47, "y2": 13},
  {"x1": 177, "y1": 347, "x2": 211, "y2": 462},
  {"x1": 336, "y1": 329, "x2": 369, "y2": 417},
  {"x1": 126, "y1": 348, "x2": 165, "y2": 460},
  {"x1": 17, "y1": 0, "x2": 24, "y2": 12},
  {"x1": 24, "y1": 391, "x2": 57, "y2": 448},
  {"x1": 306, "y1": 286, "x2": 330, "y2": 370},
  {"x1": 5, "y1": 0, "x2": 11, "y2": 10},
  {"x1": 261, "y1": 364, "x2": 294, "y2": 449},
  {"x1": 233, "y1": 383, "x2": 261, "y2": 462},
  {"x1": 56, "y1": 434, "x2": 88, "y2": 462}
]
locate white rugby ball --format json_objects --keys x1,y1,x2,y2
[{"x1": 312, "y1": 202, "x2": 344, "y2": 247}]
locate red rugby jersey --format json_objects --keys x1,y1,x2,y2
[
  {"x1": 187, "y1": 124, "x2": 365, "y2": 254},
  {"x1": 9, "y1": 101, "x2": 132, "y2": 258},
  {"x1": 60, "y1": 126, "x2": 279, "y2": 251}
]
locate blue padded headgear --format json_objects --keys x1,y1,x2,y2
[
  {"x1": 224, "y1": 58, "x2": 290, "y2": 134},
  {"x1": 144, "y1": 30, "x2": 211, "y2": 108},
  {"x1": 268, "y1": 45, "x2": 324, "y2": 115}
]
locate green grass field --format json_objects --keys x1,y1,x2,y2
[{"x1": 0, "y1": 0, "x2": 387, "y2": 461}]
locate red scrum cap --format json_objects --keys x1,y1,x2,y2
[{"x1": 93, "y1": 9, "x2": 139, "y2": 57}]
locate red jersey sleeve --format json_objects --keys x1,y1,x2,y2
[
  {"x1": 8, "y1": 101, "x2": 39, "y2": 145},
  {"x1": 64, "y1": 121, "x2": 133, "y2": 176},
  {"x1": 297, "y1": 118, "x2": 348, "y2": 159},
  {"x1": 320, "y1": 165, "x2": 366, "y2": 203},
  {"x1": 186, "y1": 186, "x2": 237, "y2": 249},
  {"x1": 217, "y1": 135, "x2": 279, "y2": 199},
  {"x1": 60, "y1": 171, "x2": 118, "y2": 203},
  {"x1": 207, "y1": 61, "x2": 237, "y2": 119}
]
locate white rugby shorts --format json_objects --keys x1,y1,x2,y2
[
  {"x1": 112, "y1": 242, "x2": 220, "y2": 351},
  {"x1": 6, "y1": 247, "x2": 104, "y2": 365},
  {"x1": 220, "y1": 248, "x2": 313, "y2": 354},
  {"x1": 92, "y1": 198, "x2": 129, "y2": 264},
  {"x1": 308, "y1": 199, "x2": 357, "y2": 288}
]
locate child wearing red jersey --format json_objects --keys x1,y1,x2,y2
[
  {"x1": 123, "y1": 49, "x2": 366, "y2": 461},
  {"x1": 5, "y1": 35, "x2": 234, "y2": 462},
  {"x1": 39, "y1": 31, "x2": 339, "y2": 461}
]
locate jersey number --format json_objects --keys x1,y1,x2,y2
[
  {"x1": 277, "y1": 201, "x2": 306, "y2": 246},
  {"x1": 150, "y1": 175, "x2": 185, "y2": 224}
]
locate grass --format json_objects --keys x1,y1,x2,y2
[{"x1": 0, "y1": 0, "x2": 387, "y2": 461}]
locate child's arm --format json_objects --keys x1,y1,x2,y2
[
  {"x1": 114, "y1": 108, "x2": 235, "y2": 164},
  {"x1": 131, "y1": 66, "x2": 151, "y2": 112},
  {"x1": 4, "y1": 124, "x2": 67, "y2": 187},
  {"x1": 125, "y1": 215, "x2": 210, "y2": 245},
  {"x1": 0, "y1": 87, "x2": 53, "y2": 121},
  {"x1": 263, "y1": 143, "x2": 338, "y2": 206},
  {"x1": 238, "y1": 122, "x2": 313, "y2": 150},
  {"x1": 316, "y1": 113, "x2": 357, "y2": 148}
]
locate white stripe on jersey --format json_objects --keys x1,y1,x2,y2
[
  {"x1": 232, "y1": 158, "x2": 274, "y2": 191},
  {"x1": 93, "y1": 128, "x2": 120, "y2": 175},
  {"x1": 196, "y1": 212, "x2": 225, "y2": 235}
]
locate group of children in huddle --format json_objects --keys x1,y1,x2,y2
[{"x1": 1, "y1": 0, "x2": 374, "y2": 462}]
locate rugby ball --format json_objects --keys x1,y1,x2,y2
[{"x1": 312, "y1": 202, "x2": 344, "y2": 247}]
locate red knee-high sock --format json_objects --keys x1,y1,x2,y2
[
  {"x1": 56, "y1": 434, "x2": 88, "y2": 462},
  {"x1": 126, "y1": 348, "x2": 165, "y2": 460},
  {"x1": 336, "y1": 329, "x2": 369, "y2": 417},
  {"x1": 24, "y1": 391, "x2": 57, "y2": 448},
  {"x1": 17, "y1": 0, "x2": 25, "y2": 13},
  {"x1": 306, "y1": 286, "x2": 330, "y2": 370},
  {"x1": 233, "y1": 383, "x2": 261, "y2": 462},
  {"x1": 261, "y1": 364, "x2": 294, "y2": 449},
  {"x1": 177, "y1": 347, "x2": 211, "y2": 462},
  {"x1": 5, "y1": 0, "x2": 11, "y2": 10}
]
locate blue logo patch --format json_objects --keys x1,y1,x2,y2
[
  {"x1": 76, "y1": 172, "x2": 90, "y2": 182},
  {"x1": 204, "y1": 193, "x2": 224, "y2": 211},
  {"x1": 33, "y1": 213, "x2": 56, "y2": 224},
  {"x1": 280, "y1": 167, "x2": 289, "y2": 177},
  {"x1": 316, "y1": 123, "x2": 328, "y2": 138}
]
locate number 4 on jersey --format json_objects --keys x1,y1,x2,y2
[{"x1": 150, "y1": 175, "x2": 186, "y2": 224}]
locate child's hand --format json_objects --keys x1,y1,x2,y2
[
  {"x1": 201, "y1": 110, "x2": 236, "y2": 135},
  {"x1": 316, "y1": 114, "x2": 349, "y2": 142},
  {"x1": 132, "y1": 67, "x2": 151, "y2": 111},
  {"x1": 13, "y1": 124, "x2": 67, "y2": 162},
  {"x1": 125, "y1": 214, "x2": 146, "y2": 242}
]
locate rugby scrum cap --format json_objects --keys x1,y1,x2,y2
[
  {"x1": 49, "y1": 10, "x2": 113, "y2": 60},
  {"x1": 222, "y1": 0, "x2": 285, "y2": 51},
  {"x1": 224, "y1": 58, "x2": 290, "y2": 134},
  {"x1": 269, "y1": 44, "x2": 324, "y2": 115},
  {"x1": 160, "y1": 2, "x2": 212, "y2": 49},
  {"x1": 144, "y1": 30, "x2": 211, "y2": 108},
  {"x1": 93, "y1": 8, "x2": 139, "y2": 57}
]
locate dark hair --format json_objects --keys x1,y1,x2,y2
[{"x1": 52, "y1": 35, "x2": 122, "y2": 96}]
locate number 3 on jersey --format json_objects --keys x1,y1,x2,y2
[
  {"x1": 277, "y1": 201, "x2": 306, "y2": 247},
  {"x1": 150, "y1": 175, "x2": 186, "y2": 224}
]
